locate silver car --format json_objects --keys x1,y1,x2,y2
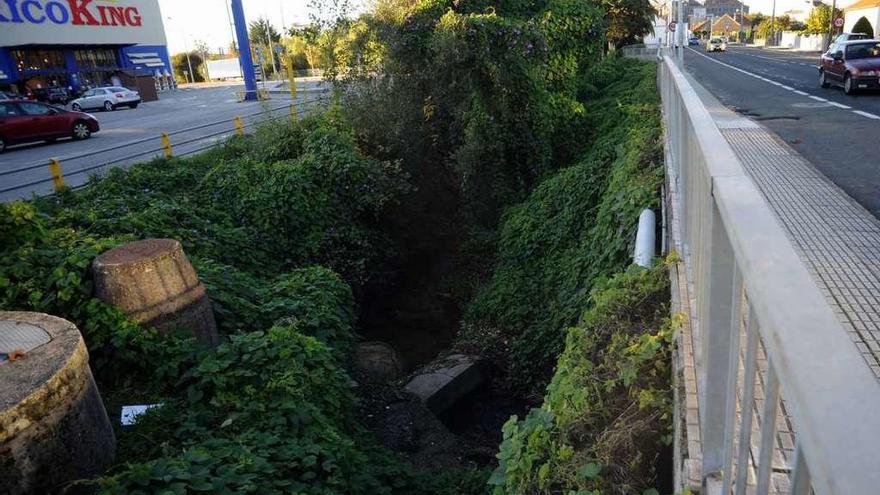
[{"x1": 70, "y1": 86, "x2": 141, "y2": 112}]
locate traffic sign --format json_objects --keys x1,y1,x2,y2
[
  {"x1": 669, "y1": 22, "x2": 676, "y2": 31},
  {"x1": 835, "y1": 17, "x2": 844, "y2": 28}
]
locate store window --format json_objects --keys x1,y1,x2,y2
[
  {"x1": 75, "y1": 49, "x2": 119, "y2": 69},
  {"x1": 13, "y1": 50, "x2": 65, "y2": 72}
]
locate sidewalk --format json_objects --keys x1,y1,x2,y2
[{"x1": 686, "y1": 72, "x2": 880, "y2": 379}]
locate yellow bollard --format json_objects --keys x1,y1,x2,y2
[
  {"x1": 289, "y1": 104, "x2": 298, "y2": 121},
  {"x1": 286, "y1": 63, "x2": 297, "y2": 99},
  {"x1": 161, "y1": 133, "x2": 173, "y2": 159},
  {"x1": 48, "y1": 158, "x2": 65, "y2": 191},
  {"x1": 234, "y1": 116, "x2": 244, "y2": 136}
]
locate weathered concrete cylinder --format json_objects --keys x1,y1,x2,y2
[
  {"x1": 0, "y1": 312, "x2": 116, "y2": 494},
  {"x1": 353, "y1": 341, "x2": 404, "y2": 382},
  {"x1": 92, "y1": 238, "x2": 219, "y2": 346}
]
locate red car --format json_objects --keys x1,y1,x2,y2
[
  {"x1": 819, "y1": 40, "x2": 880, "y2": 95},
  {"x1": 0, "y1": 99, "x2": 99, "y2": 153}
]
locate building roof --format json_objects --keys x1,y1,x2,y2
[
  {"x1": 845, "y1": 0, "x2": 880, "y2": 11},
  {"x1": 712, "y1": 13, "x2": 742, "y2": 31}
]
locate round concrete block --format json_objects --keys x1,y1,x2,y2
[
  {"x1": 353, "y1": 341, "x2": 404, "y2": 381},
  {"x1": 93, "y1": 239, "x2": 219, "y2": 347},
  {"x1": 0, "y1": 312, "x2": 116, "y2": 495}
]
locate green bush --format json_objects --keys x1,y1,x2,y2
[
  {"x1": 489, "y1": 264, "x2": 672, "y2": 494},
  {"x1": 460, "y1": 57, "x2": 663, "y2": 393},
  {"x1": 99, "y1": 324, "x2": 417, "y2": 494}
]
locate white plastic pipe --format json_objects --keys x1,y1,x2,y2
[{"x1": 634, "y1": 208, "x2": 656, "y2": 267}]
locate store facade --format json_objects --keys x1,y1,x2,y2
[{"x1": 0, "y1": 0, "x2": 173, "y2": 96}]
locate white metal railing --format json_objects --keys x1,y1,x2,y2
[
  {"x1": 660, "y1": 55, "x2": 880, "y2": 494},
  {"x1": 620, "y1": 43, "x2": 662, "y2": 61}
]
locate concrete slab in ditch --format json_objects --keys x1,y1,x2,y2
[{"x1": 405, "y1": 354, "x2": 485, "y2": 414}]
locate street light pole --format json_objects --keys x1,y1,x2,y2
[
  {"x1": 183, "y1": 37, "x2": 195, "y2": 84},
  {"x1": 167, "y1": 16, "x2": 195, "y2": 84},
  {"x1": 827, "y1": 0, "x2": 838, "y2": 51},
  {"x1": 770, "y1": 0, "x2": 776, "y2": 46}
]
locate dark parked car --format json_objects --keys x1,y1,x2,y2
[
  {"x1": 819, "y1": 40, "x2": 880, "y2": 94},
  {"x1": 0, "y1": 100, "x2": 99, "y2": 153},
  {"x1": 688, "y1": 36, "x2": 700, "y2": 46},
  {"x1": 33, "y1": 87, "x2": 71, "y2": 105},
  {"x1": 0, "y1": 90, "x2": 21, "y2": 100}
]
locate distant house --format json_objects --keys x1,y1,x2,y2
[
  {"x1": 712, "y1": 13, "x2": 742, "y2": 37},
  {"x1": 844, "y1": 0, "x2": 880, "y2": 35}
]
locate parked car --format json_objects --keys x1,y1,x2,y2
[
  {"x1": 707, "y1": 37, "x2": 727, "y2": 52},
  {"x1": 0, "y1": 99, "x2": 99, "y2": 153},
  {"x1": 819, "y1": 40, "x2": 880, "y2": 94},
  {"x1": 70, "y1": 86, "x2": 141, "y2": 111},
  {"x1": 33, "y1": 87, "x2": 70, "y2": 105},
  {"x1": 0, "y1": 90, "x2": 21, "y2": 100},
  {"x1": 688, "y1": 36, "x2": 700, "y2": 46},
  {"x1": 833, "y1": 32, "x2": 872, "y2": 44}
]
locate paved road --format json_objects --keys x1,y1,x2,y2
[
  {"x1": 683, "y1": 45, "x2": 880, "y2": 217},
  {"x1": 0, "y1": 81, "x2": 328, "y2": 201}
]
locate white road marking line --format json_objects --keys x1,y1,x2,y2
[
  {"x1": 808, "y1": 95, "x2": 828, "y2": 102},
  {"x1": 780, "y1": 85, "x2": 794, "y2": 90},
  {"x1": 853, "y1": 110, "x2": 880, "y2": 120},
  {"x1": 827, "y1": 101, "x2": 851, "y2": 109},
  {"x1": 793, "y1": 90, "x2": 808, "y2": 95}
]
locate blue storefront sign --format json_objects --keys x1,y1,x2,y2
[{"x1": 0, "y1": 1, "x2": 171, "y2": 91}]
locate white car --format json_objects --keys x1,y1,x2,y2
[
  {"x1": 70, "y1": 86, "x2": 141, "y2": 112},
  {"x1": 707, "y1": 37, "x2": 727, "y2": 52}
]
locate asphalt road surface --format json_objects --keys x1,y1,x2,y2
[
  {"x1": 684, "y1": 45, "x2": 880, "y2": 217},
  {"x1": 0, "y1": 81, "x2": 328, "y2": 202}
]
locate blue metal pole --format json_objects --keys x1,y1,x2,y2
[{"x1": 230, "y1": 0, "x2": 258, "y2": 100}]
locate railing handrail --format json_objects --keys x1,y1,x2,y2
[{"x1": 661, "y1": 55, "x2": 880, "y2": 494}]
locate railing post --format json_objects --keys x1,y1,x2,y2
[
  {"x1": 234, "y1": 116, "x2": 244, "y2": 136},
  {"x1": 698, "y1": 198, "x2": 738, "y2": 484}
]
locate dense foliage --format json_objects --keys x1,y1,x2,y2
[
  {"x1": 1, "y1": 0, "x2": 670, "y2": 488},
  {"x1": 341, "y1": 0, "x2": 605, "y2": 230},
  {"x1": 490, "y1": 264, "x2": 672, "y2": 494},
  {"x1": 0, "y1": 113, "x2": 463, "y2": 493},
  {"x1": 459, "y1": 58, "x2": 664, "y2": 394}
]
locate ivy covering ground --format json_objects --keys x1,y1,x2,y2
[
  {"x1": 489, "y1": 264, "x2": 673, "y2": 494},
  {"x1": 0, "y1": 114, "x2": 477, "y2": 494},
  {"x1": 0, "y1": 1, "x2": 667, "y2": 490},
  {"x1": 459, "y1": 58, "x2": 665, "y2": 394}
]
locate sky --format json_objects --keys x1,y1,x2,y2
[
  {"x1": 734, "y1": 0, "x2": 856, "y2": 17},
  {"x1": 159, "y1": 0, "x2": 322, "y2": 54}
]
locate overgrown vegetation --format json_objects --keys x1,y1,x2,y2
[
  {"x1": 490, "y1": 264, "x2": 672, "y2": 494},
  {"x1": 1, "y1": 0, "x2": 670, "y2": 491},
  {"x1": 459, "y1": 59, "x2": 664, "y2": 395},
  {"x1": 0, "y1": 114, "x2": 464, "y2": 494}
]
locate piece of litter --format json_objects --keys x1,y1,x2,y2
[{"x1": 120, "y1": 404, "x2": 163, "y2": 426}]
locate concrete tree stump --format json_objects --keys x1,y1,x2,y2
[
  {"x1": 353, "y1": 341, "x2": 404, "y2": 382},
  {"x1": 92, "y1": 238, "x2": 219, "y2": 346},
  {"x1": 0, "y1": 312, "x2": 116, "y2": 495}
]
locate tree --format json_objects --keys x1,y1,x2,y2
[
  {"x1": 756, "y1": 15, "x2": 792, "y2": 40},
  {"x1": 250, "y1": 18, "x2": 282, "y2": 78},
  {"x1": 171, "y1": 51, "x2": 205, "y2": 83},
  {"x1": 603, "y1": 0, "x2": 656, "y2": 49},
  {"x1": 853, "y1": 16, "x2": 875, "y2": 38},
  {"x1": 249, "y1": 17, "x2": 281, "y2": 45},
  {"x1": 803, "y1": 4, "x2": 841, "y2": 34}
]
